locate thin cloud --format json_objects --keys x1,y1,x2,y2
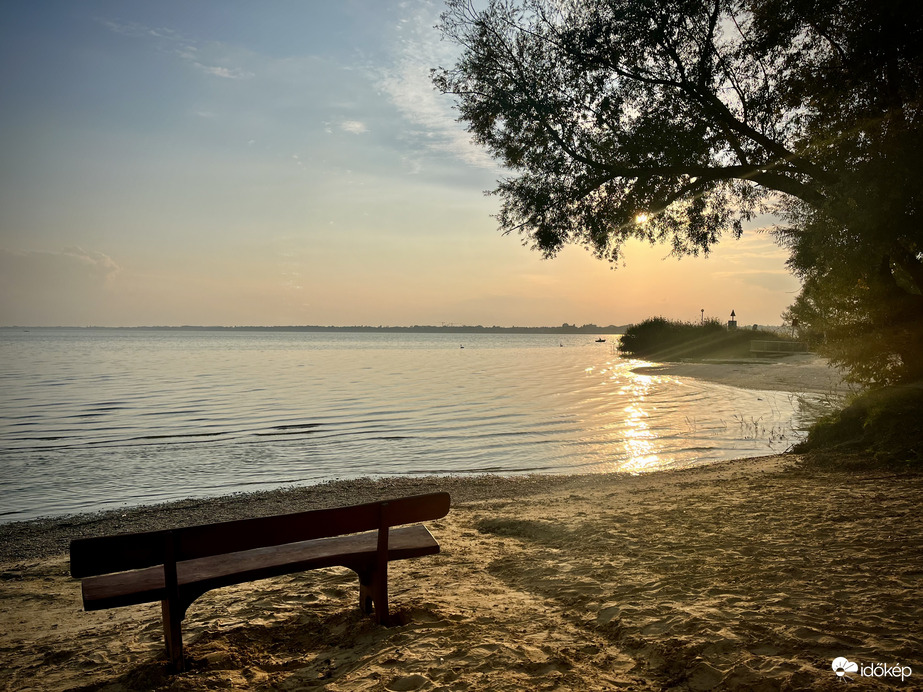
[
  {"x1": 97, "y1": 19, "x2": 151, "y2": 38},
  {"x1": 193, "y1": 63, "x2": 253, "y2": 80},
  {"x1": 98, "y1": 17, "x2": 253, "y2": 80},
  {"x1": 376, "y1": 2, "x2": 498, "y2": 170},
  {"x1": 0, "y1": 247, "x2": 120, "y2": 296},
  {"x1": 62, "y1": 247, "x2": 121, "y2": 280},
  {"x1": 715, "y1": 231, "x2": 792, "y2": 266},
  {"x1": 340, "y1": 120, "x2": 368, "y2": 134}
]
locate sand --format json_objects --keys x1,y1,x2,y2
[
  {"x1": 2, "y1": 456, "x2": 922, "y2": 691},
  {"x1": 632, "y1": 354, "x2": 854, "y2": 395}
]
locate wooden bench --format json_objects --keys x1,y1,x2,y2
[{"x1": 69, "y1": 492, "x2": 450, "y2": 671}]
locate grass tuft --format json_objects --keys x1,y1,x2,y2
[{"x1": 795, "y1": 383, "x2": 923, "y2": 470}]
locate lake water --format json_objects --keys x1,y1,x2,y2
[{"x1": 0, "y1": 329, "x2": 816, "y2": 522}]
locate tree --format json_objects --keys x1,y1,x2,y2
[{"x1": 434, "y1": 0, "x2": 923, "y2": 384}]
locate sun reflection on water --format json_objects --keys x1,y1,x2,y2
[{"x1": 618, "y1": 371, "x2": 662, "y2": 472}]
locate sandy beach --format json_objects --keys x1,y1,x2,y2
[
  {"x1": 632, "y1": 353, "x2": 853, "y2": 395},
  {"x1": 2, "y1": 453, "x2": 921, "y2": 691}
]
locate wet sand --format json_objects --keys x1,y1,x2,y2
[{"x1": 2, "y1": 455, "x2": 921, "y2": 691}]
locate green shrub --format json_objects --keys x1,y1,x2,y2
[
  {"x1": 618, "y1": 317, "x2": 783, "y2": 360},
  {"x1": 795, "y1": 385, "x2": 923, "y2": 469}
]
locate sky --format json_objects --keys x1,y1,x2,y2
[{"x1": 0, "y1": 0, "x2": 801, "y2": 328}]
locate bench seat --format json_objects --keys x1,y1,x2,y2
[{"x1": 82, "y1": 524, "x2": 439, "y2": 611}]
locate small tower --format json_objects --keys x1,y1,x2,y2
[{"x1": 728, "y1": 309, "x2": 738, "y2": 330}]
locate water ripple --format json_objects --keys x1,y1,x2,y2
[{"x1": 0, "y1": 330, "x2": 818, "y2": 521}]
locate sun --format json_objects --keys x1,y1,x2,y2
[{"x1": 635, "y1": 212, "x2": 650, "y2": 224}]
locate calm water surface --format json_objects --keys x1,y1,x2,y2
[{"x1": 0, "y1": 329, "x2": 815, "y2": 522}]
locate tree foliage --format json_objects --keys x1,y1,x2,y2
[{"x1": 435, "y1": 0, "x2": 923, "y2": 384}]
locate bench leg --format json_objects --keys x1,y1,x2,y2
[
  {"x1": 161, "y1": 599, "x2": 185, "y2": 672},
  {"x1": 358, "y1": 568, "x2": 375, "y2": 615},
  {"x1": 375, "y1": 567, "x2": 389, "y2": 626},
  {"x1": 357, "y1": 568, "x2": 389, "y2": 625}
]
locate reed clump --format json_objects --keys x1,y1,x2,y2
[{"x1": 618, "y1": 317, "x2": 784, "y2": 361}]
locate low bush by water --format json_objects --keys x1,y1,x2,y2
[
  {"x1": 618, "y1": 317, "x2": 784, "y2": 361},
  {"x1": 795, "y1": 384, "x2": 923, "y2": 469}
]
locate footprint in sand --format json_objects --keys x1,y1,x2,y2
[{"x1": 385, "y1": 673, "x2": 433, "y2": 691}]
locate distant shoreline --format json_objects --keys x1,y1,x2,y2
[{"x1": 1, "y1": 324, "x2": 628, "y2": 335}]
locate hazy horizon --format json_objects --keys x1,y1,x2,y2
[
  {"x1": 0, "y1": 1, "x2": 800, "y2": 329},
  {"x1": 1, "y1": 319, "x2": 788, "y2": 331},
  {"x1": 1, "y1": 322, "x2": 630, "y2": 330}
]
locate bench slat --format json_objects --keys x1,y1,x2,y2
[{"x1": 81, "y1": 524, "x2": 439, "y2": 611}]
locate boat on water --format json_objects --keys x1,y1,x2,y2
[{"x1": 595, "y1": 338, "x2": 606, "y2": 343}]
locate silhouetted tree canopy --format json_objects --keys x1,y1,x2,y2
[{"x1": 435, "y1": 0, "x2": 923, "y2": 384}]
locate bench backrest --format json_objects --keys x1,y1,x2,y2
[{"x1": 70, "y1": 492, "x2": 450, "y2": 578}]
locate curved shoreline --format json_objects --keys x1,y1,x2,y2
[
  {"x1": 632, "y1": 353, "x2": 852, "y2": 395},
  {"x1": 0, "y1": 472, "x2": 588, "y2": 563},
  {"x1": 1, "y1": 356, "x2": 847, "y2": 562},
  {"x1": 0, "y1": 456, "x2": 794, "y2": 564}
]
